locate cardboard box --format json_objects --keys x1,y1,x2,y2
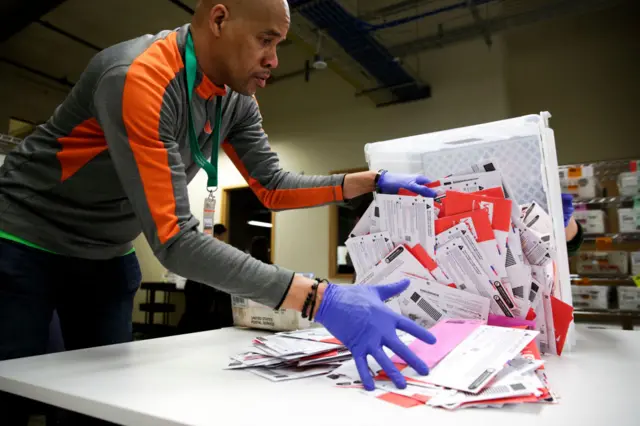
[
  {"x1": 231, "y1": 296, "x2": 312, "y2": 331},
  {"x1": 573, "y1": 210, "x2": 607, "y2": 234},
  {"x1": 231, "y1": 273, "x2": 317, "y2": 332},
  {"x1": 618, "y1": 208, "x2": 639, "y2": 233},
  {"x1": 576, "y1": 251, "x2": 628, "y2": 276},
  {"x1": 571, "y1": 285, "x2": 610, "y2": 310},
  {"x1": 618, "y1": 287, "x2": 640, "y2": 311}
]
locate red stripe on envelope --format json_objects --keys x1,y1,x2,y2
[
  {"x1": 406, "y1": 244, "x2": 438, "y2": 271},
  {"x1": 377, "y1": 392, "x2": 424, "y2": 408}
]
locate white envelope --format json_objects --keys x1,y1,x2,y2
[
  {"x1": 345, "y1": 231, "x2": 394, "y2": 278},
  {"x1": 437, "y1": 238, "x2": 515, "y2": 317},
  {"x1": 425, "y1": 326, "x2": 539, "y2": 394},
  {"x1": 429, "y1": 171, "x2": 504, "y2": 199},
  {"x1": 349, "y1": 201, "x2": 375, "y2": 238},
  {"x1": 356, "y1": 245, "x2": 432, "y2": 314},
  {"x1": 375, "y1": 194, "x2": 437, "y2": 257},
  {"x1": 402, "y1": 277, "x2": 490, "y2": 322}
]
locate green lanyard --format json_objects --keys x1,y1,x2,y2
[{"x1": 185, "y1": 31, "x2": 222, "y2": 190}]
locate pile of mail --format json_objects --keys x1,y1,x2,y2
[
  {"x1": 228, "y1": 319, "x2": 557, "y2": 410},
  {"x1": 228, "y1": 160, "x2": 574, "y2": 410},
  {"x1": 226, "y1": 328, "x2": 350, "y2": 381},
  {"x1": 346, "y1": 160, "x2": 573, "y2": 356},
  {"x1": 327, "y1": 319, "x2": 555, "y2": 410}
]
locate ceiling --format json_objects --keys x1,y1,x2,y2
[{"x1": 0, "y1": 0, "x2": 626, "y2": 115}]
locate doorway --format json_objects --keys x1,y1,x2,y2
[{"x1": 221, "y1": 185, "x2": 275, "y2": 263}]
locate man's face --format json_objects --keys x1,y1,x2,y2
[{"x1": 217, "y1": 2, "x2": 289, "y2": 95}]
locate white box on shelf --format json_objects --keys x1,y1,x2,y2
[
  {"x1": 618, "y1": 287, "x2": 640, "y2": 311},
  {"x1": 618, "y1": 171, "x2": 639, "y2": 196},
  {"x1": 571, "y1": 285, "x2": 610, "y2": 310},
  {"x1": 364, "y1": 112, "x2": 575, "y2": 350},
  {"x1": 618, "y1": 208, "x2": 639, "y2": 233},
  {"x1": 631, "y1": 252, "x2": 640, "y2": 276},
  {"x1": 562, "y1": 178, "x2": 599, "y2": 199},
  {"x1": 573, "y1": 209, "x2": 607, "y2": 234},
  {"x1": 576, "y1": 251, "x2": 629, "y2": 276}
]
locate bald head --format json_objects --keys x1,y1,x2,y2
[
  {"x1": 193, "y1": 0, "x2": 290, "y2": 29},
  {"x1": 191, "y1": 0, "x2": 290, "y2": 95}
]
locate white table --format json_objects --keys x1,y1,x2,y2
[{"x1": 0, "y1": 325, "x2": 638, "y2": 426}]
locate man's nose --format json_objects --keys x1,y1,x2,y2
[{"x1": 262, "y1": 49, "x2": 279, "y2": 69}]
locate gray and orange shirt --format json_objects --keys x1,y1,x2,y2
[{"x1": 0, "y1": 24, "x2": 346, "y2": 308}]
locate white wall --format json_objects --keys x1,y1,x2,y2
[{"x1": 505, "y1": 1, "x2": 640, "y2": 164}]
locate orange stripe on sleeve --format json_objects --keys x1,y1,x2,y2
[
  {"x1": 56, "y1": 118, "x2": 107, "y2": 182},
  {"x1": 222, "y1": 141, "x2": 343, "y2": 209},
  {"x1": 122, "y1": 31, "x2": 183, "y2": 244}
]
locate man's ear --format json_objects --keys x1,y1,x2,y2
[{"x1": 209, "y1": 5, "x2": 229, "y2": 37}]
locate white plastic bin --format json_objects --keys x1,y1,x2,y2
[{"x1": 364, "y1": 112, "x2": 574, "y2": 350}]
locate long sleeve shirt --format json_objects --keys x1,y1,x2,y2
[{"x1": 0, "y1": 24, "x2": 346, "y2": 308}]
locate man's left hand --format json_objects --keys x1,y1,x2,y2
[{"x1": 377, "y1": 171, "x2": 437, "y2": 198}]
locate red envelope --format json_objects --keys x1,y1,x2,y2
[
  {"x1": 475, "y1": 187, "x2": 505, "y2": 198},
  {"x1": 551, "y1": 295, "x2": 574, "y2": 356},
  {"x1": 444, "y1": 191, "x2": 512, "y2": 234},
  {"x1": 398, "y1": 188, "x2": 417, "y2": 197},
  {"x1": 442, "y1": 191, "x2": 513, "y2": 260}
]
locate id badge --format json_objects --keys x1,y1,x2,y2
[{"x1": 203, "y1": 195, "x2": 216, "y2": 236}]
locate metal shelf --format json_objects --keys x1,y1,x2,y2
[
  {"x1": 0, "y1": 134, "x2": 22, "y2": 155},
  {"x1": 582, "y1": 232, "x2": 640, "y2": 242},
  {"x1": 571, "y1": 275, "x2": 634, "y2": 285},
  {"x1": 573, "y1": 195, "x2": 635, "y2": 206},
  {"x1": 574, "y1": 309, "x2": 640, "y2": 330}
]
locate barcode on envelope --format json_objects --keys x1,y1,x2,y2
[
  {"x1": 410, "y1": 292, "x2": 442, "y2": 322},
  {"x1": 512, "y1": 286, "x2": 524, "y2": 298},
  {"x1": 479, "y1": 385, "x2": 510, "y2": 396},
  {"x1": 529, "y1": 282, "x2": 539, "y2": 303},
  {"x1": 505, "y1": 246, "x2": 517, "y2": 268}
]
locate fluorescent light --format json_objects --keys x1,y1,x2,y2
[{"x1": 247, "y1": 220, "x2": 272, "y2": 228}]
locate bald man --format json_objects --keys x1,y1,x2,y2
[{"x1": 1, "y1": 1, "x2": 439, "y2": 421}]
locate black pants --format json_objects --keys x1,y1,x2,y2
[
  {"x1": 178, "y1": 280, "x2": 233, "y2": 334},
  {"x1": 0, "y1": 239, "x2": 142, "y2": 425}
]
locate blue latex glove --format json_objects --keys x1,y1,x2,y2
[
  {"x1": 377, "y1": 171, "x2": 437, "y2": 198},
  {"x1": 315, "y1": 279, "x2": 436, "y2": 391},
  {"x1": 561, "y1": 193, "x2": 574, "y2": 227}
]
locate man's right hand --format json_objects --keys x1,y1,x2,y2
[{"x1": 314, "y1": 279, "x2": 436, "y2": 391}]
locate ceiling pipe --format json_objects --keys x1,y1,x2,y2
[
  {"x1": 390, "y1": 0, "x2": 624, "y2": 57},
  {"x1": 466, "y1": 0, "x2": 492, "y2": 48},
  {"x1": 0, "y1": 57, "x2": 75, "y2": 88},
  {"x1": 167, "y1": 0, "x2": 195, "y2": 15},
  {"x1": 37, "y1": 19, "x2": 102, "y2": 52}
]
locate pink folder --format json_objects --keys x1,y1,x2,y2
[
  {"x1": 487, "y1": 314, "x2": 536, "y2": 330},
  {"x1": 392, "y1": 319, "x2": 485, "y2": 368}
]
